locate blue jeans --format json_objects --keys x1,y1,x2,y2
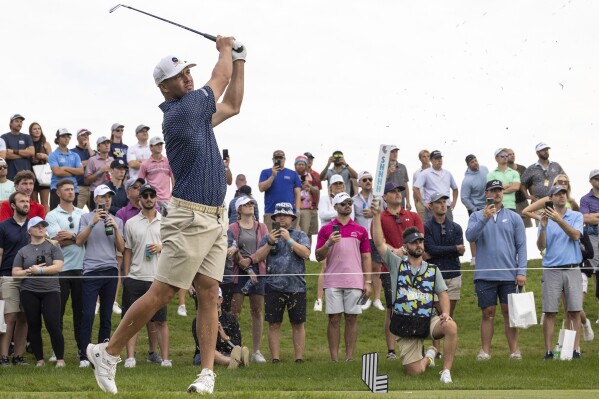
[{"x1": 79, "y1": 268, "x2": 118, "y2": 360}]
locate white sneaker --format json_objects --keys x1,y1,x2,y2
[
  {"x1": 251, "y1": 350, "x2": 266, "y2": 363},
  {"x1": 177, "y1": 304, "x2": 187, "y2": 317},
  {"x1": 95, "y1": 302, "x2": 100, "y2": 315},
  {"x1": 188, "y1": 368, "x2": 216, "y2": 394},
  {"x1": 373, "y1": 299, "x2": 385, "y2": 311},
  {"x1": 161, "y1": 359, "x2": 172, "y2": 367},
  {"x1": 79, "y1": 360, "x2": 90, "y2": 368},
  {"x1": 425, "y1": 347, "x2": 436, "y2": 368},
  {"x1": 361, "y1": 299, "x2": 372, "y2": 310},
  {"x1": 583, "y1": 319, "x2": 595, "y2": 342},
  {"x1": 87, "y1": 343, "x2": 121, "y2": 394},
  {"x1": 124, "y1": 357, "x2": 136, "y2": 368},
  {"x1": 440, "y1": 369, "x2": 453, "y2": 383},
  {"x1": 313, "y1": 299, "x2": 322, "y2": 312},
  {"x1": 470, "y1": 257, "x2": 475, "y2": 266},
  {"x1": 112, "y1": 302, "x2": 122, "y2": 315},
  {"x1": 476, "y1": 349, "x2": 491, "y2": 361},
  {"x1": 49, "y1": 352, "x2": 57, "y2": 363},
  {"x1": 509, "y1": 351, "x2": 522, "y2": 360}
]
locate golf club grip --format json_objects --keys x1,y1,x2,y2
[{"x1": 204, "y1": 34, "x2": 244, "y2": 53}]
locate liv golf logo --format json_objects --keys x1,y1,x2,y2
[{"x1": 361, "y1": 352, "x2": 388, "y2": 393}]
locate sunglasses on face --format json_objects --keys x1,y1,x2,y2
[
  {"x1": 242, "y1": 202, "x2": 255, "y2": 207},
  {"x1": 114, "y1": 129, "x2": 123, "y2": 132},
  {"x1": 68, "y1": 216, "x2": 74, "y2": 229},
  {"x1": 361, "y1": 178, "x2": 372, "y2": 182},
  {"x1": 0, "y1": 166, "x2": 7, "y2": 170},
  {"x1": 141, "y1": 192, "x2": 156, "y2": 199},
  {"x1": 498, "y1": 154, "x2": 509, "y2": 158},
  {"x1": 556, "y1": 180, "x2": 569, "y2": 185},
  {"x1": 339, "y1": 201, "x2": 353, "y2": 207}
]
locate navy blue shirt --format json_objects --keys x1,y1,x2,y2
[
  {"x1": 159, "y1": 86, "x2": 225, "y2": 206},
  {"x1": 0, "y1": 217, "x2": 30, "y2": 276},
  {"x1": 110, "y1": 143, "x2": 128, "y2": 164},
  {"x1": 423, "y1": 218, "x2": 464, "y2": 279},
  {"x1": 71, "y1": 146, "x2": 96, "y2": 186},
  {"x1": 1, "y1": 133, "x2": 34, "y2": 180}
]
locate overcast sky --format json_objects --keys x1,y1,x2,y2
[{"x1": 2, "y1": 0, "x2": 598, "y2": 260}]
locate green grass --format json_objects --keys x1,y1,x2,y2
[{"x1": 2, "y1": 259, "x2": 599, "y2": 397}]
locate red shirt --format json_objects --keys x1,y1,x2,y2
[
  {"x1": 0, "y1": 199, "x2": 46, "y2": 222},
  {"x1": 378, "y1": 208, "x2": 423, "y2": 271}
]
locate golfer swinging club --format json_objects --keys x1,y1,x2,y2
[{"x1": 87, "y1": 36, "x2": 246, "y2": 395}]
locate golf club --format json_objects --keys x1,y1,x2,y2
[{"x1": 109, "y1": 4, "x2": 243, "y2": 53}]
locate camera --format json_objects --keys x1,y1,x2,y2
[
  {"x1": 545, "y1": 201, "x2": 554, "y2": 209},
  {"x1": 332, "y1": 225, "x2": 340, "y2": 234},
  {"x1": 274, "y1": 159, "x2": 281, "y2": 168},
  {"x1": 486, "y1": 198, "x2": 495, "y2": 207},
  {"x1": 222, "y1": 149, "x2": 229, "y2": 161},
  {"x1": 273, "y1": 222, "x2": 281, "y2": 231},
  {"x1": 35, "y1": 255, "x2": 46, "y2": 265}
]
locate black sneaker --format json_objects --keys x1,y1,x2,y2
[
  {"x1": 295, "y1": 359, "x2": 304, "y2": 364},
  {"x1": 573, "y1": 351, "x2": 581, "y2": 359},
  {"x1": 272, "y1": 359, "x2": 280, "y2": 364},
  {"x1": 0, "y1": 356, "x2": 10, "y2": 366},
  {"x1": 435, "y1": 352, "x2": 443, "y2": 359},
  {"x1": 543, "y1": 351, "x2": 554, "y2": 360},
  {"x1": 12, "y1": 356, "x2": 29, "y2": 366}
]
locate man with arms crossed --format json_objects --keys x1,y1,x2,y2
[
  {"x1": 466, "y1": 180, "x2": 527, "y2": 360},
  {"x1": 539, "y1": 185, "x2": 585, "y2": 359},
  {"x1": 87, "y1": 37, "x2": 245, "y2": 394}
]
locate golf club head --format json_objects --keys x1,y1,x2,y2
[{"x1": 109, "y1": 4, "x2": 123, "y2": 13}]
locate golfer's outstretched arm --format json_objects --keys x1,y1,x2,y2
[{"x1": 213, "y1": 59, "x2": 244, "y2": 128}]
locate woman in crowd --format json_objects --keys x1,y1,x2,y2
[
  {"x1": 110, "y1": 124, "x2": 128, "y2": 162},
  {"x1": 227, "y1": 196, "x2": 269, "y2": 363},
  {"x1": 29, "y1": 122, "x2": 52, "y2": 213},
  {"x1": 522, "y1": 173, "x2": 579, "y2": 220},
  {"x1": 12, "y1": 217, "x2": 65, "y2": 367}
]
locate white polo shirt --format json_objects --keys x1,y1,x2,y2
[
  {"x1": 124, "y1": 211, "x2": 162, "y2": 282},
  {"x1": 127, "y1": 142, "x2": 151, "y2": 180}
]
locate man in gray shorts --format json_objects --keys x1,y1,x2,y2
[
  {"x1": 87, "y1": 37, "x2": 246, "y2": 395},
  {"x1": 538, "y1": 185, "x2": 584, "y2": 359}
]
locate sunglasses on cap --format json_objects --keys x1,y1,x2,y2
[{"x1": 141, "y1": 192, "x2": 157, "y2": 199}]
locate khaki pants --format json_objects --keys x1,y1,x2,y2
[{"x1": 77, "y1": 186, "x2": 90, "y2": 210}]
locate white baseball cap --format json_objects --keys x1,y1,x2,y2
[
  {"x1": 135, "y1": 124, "x2": 150, "y2": 134},
  {"x1": 27, "y1": 216, "x2": 49, "y2": 230},
  {"x1": 535, "y1": 142, "x2": 550, "y2": 152},
  {"x1": 332, "y1": 192, "x2": 351, "y2": 206},
  {"x1": 329, "y1": 174, "x2": 344, "y2": 186},
  {"x1": 94, "y1": 184, "x2": 116, "y2": 198},
  {"x1": 153, "y1": 55, "x2": 196, "y2": 86},
  {"x1": 149, "y1": 136, "x2": 165, "y2": 146},
  {"x1": 357, "y1": 171, "x2": 372, "y2": 181},
  {"x1": 235, "y1": 196, "x2": 256, "y2": 210}
]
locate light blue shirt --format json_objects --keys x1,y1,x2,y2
[
  {"x1": 45, "y1": 205, "x2": 85, "y2": 272},
  {"x1": 414, "y1": 167, "x2": 458, "y2": 206},
  {"x1": 540, "y1": 209, "x2": 583, "y2": 267},
  {"x1": 48, "y1": 148, "x2": 82, "y2": 191}
]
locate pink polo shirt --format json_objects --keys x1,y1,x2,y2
[
  {"x1": 138, "y1": 156, "x2": 173, "y2": 201},
  {"x1": 317, "y1": 219, "x2": 371, "y2": 290}
]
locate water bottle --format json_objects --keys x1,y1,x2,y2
[
  {"x1": 553, "y1": 344, "x2": 560, "y2": 360},
  {"x1": 241, "y1": 269, "x2": 256, "y2": 294}
]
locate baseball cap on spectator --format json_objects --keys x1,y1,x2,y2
[
  {"x1": 390, "y1": 145, "x2": 399, "y2": 151},
  {"x1": 139, "y1": 184, "x2": 156, "y2": 195},
  {"x1": 295, "y1": 155, "x2": 308, "y2": 165},
  {"x1": 429, "y1": 192, "x2": 449, "y2": 203},
  {"x1": 304, "y1": 152, "x2": 314, "y2": 159},
  {"x1": 332, "y1": 192, "x2": 352, "y2": 206},
  {"x1": 273, "y1": 150, "x2": 285, "y2": 158},
  {"x1": 332, "y1": 150, "x2": 343, "y2": 158},
  {"x1": 465, "y1": 154, "x2": 476, "y2": 164},
  {"x1": 329, "y1": 174, "x2": 344, "y2": 185},
  {"x1": 271, "y1": 202, "x2": 296, "y2": 220},
  {"x1": 235, "y1": 196, "x2": 256, "y2": 210},
  {"x1": 494, "y1": 148, "x2": 509, "y2": 157},
  {"x1": 153, "y1": 55, "x2": 197, "y2": 86},
  {"x1": 55, "y1": 128, "x2": 72, "y2": 137},
  {"x1": 111, "y1": 123, "x2": 124, "y2": 131},
  {"x1": 549, "y1": 185, "x2": 567, "y2": 196},
  {"x1": 94, "y1": 184, "x2": 116, "y2": 197},
  {"x1": 485, "y1": 180, "x2": 503, "y2": 191},
  {"x1": 27, "y1": 216, "x2": 48, "y2": 230},
  {"x1": 77, "y1": 128, "x2": 92, "y2": 137},
  {"x1": 535, "y1": 142, "x2": 550, "y2": 152},
  {"x1": 149, "y1": 136, "x2": 165, "y2": 146},
  {"x1": 238, "y1": 185, "x2": 252, "y2": 195},
  {"x1": 589, "y1": 169, "x2": 599, "y2": 179},
  {"x1": 430, "y1": 150, "x2": 443, "y2": 159},
  {"x1": 404, "y1": 230, "x2": 425, "y2": 244},
  {"x1": 384, "y1": 181, "x2": 405, "y2": 194},
  {"x1": 135, "y1": 124, "x2": 150, "y2": 134},
  {"x1": 125, "y1": 177, "x2": 145, "y2": 190},
  {"x1": 358, "y1": 171, "x2": 372, "y2": 181},
  {"x1": 110, "y1": 159, "x2": 128, "y2": 169},
  {"x1": 10, "y1": 114, "x2": 25, "y2": 121},
  {"x1": 96, "y1": 136, "x2": 110, "y2": 146}
]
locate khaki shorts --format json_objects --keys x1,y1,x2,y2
[
  {"x1": 445, "y1": 276, "x2": 462, "y2": 301},
  {"x1": 397, "y1": 315, "x2": 440, "y2": 366},
  {"x1": 299, "y1": 209, "x2": 319, "y2": 236},
  {"x1": 76, "y1": 185, "x2": 90, "y2": 210},
  {"x1": 1, "y1": 277, "x2": 23, "y2": 314},
  {"x1": 154, "y1": 199, "x2": 228, "y2": 290}
]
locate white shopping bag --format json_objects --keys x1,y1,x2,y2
[
  {"x1": 559, "y1": 322, "x2": 576, "y2": 361},
  {"x1": 508, "y1": 287, "x2": 537, "y2": 329},
  {"x1": 0, "y1": 300, "x2": 6, "y2": 333}
]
